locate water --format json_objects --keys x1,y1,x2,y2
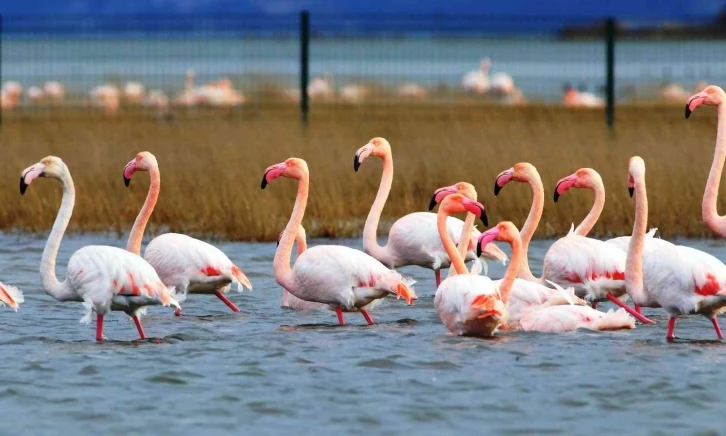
[{"x1": 3, "y1": 232, "x2": 726, "y2": 434}]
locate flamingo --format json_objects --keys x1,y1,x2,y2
[
  {"x1": 123, "y1": 152, "x2": 252, "y2": 316},
  {"x1": 90, "y1": 84, "x2": 120, "y2": 115},
  {"x1": 20, "y1": 156, "x2": 179, "y2": 341},
  {"x1": 493, "y1": 162, "x2": 653, "y2": 324},
  {"x1": 354, "y1": 138, "x2": 507, "y2": 287},
  {"x1": 123, "y1": 82, "x2": 145, "y2": 105},
  {"x1": 262, "y1": 157, "x2": 417, "y2": 325},
  {"x1": 626, "y1": 156, "x2": 726, "y2": 341},
  {"x1": 433, "y1": 194, "x2": 508, "y2": 337},
  {"x1": 396, "y1": 83, "x2": 427, "y2": 100},
  {"x1": 43, "y1": 81, "x2": 64, "y2": 103},
  {"x1": 461, "y1": 58, "x2": 491, "y2": 94},
  {"x1": 339, "y1": 84, "x2": 369, "y2": 104}
]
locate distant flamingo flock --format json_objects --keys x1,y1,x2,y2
[{"x1": 3, "y1": 84, "x2": 726, "y2": 342}]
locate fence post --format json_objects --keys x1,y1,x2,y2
[
  {"x1": 605, "y1": 17, "x2": 615, "y2": 128},
  {"x1": 300, "y1": 10, "x2": 310, "y2": 125}
]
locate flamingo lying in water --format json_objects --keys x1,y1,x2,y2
[
  {"x1": 626, "y1": 156, "x2": 726, "y2": 341},
  {"x1": 354, "y1": 138, "x2": 506, "y2": 287},
  {"x1": 123, "y1": 152, "x2": 252, "y2": 316},
  {"x1": 263, "y1": 157, "x2": 417, "y2": 325},
  {"x1": 20, "y1": 156, "x2": 178, "y2": 341},
  {"x1": 494, "y1": 162, "x2": 653, "y2": 324}
]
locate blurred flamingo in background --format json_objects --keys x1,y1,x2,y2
[
  {"x1": 43, "y1": 81, "x2": 64, "y2": 103},
  {"x1": 2, "y1": 81, "x2": 22, "y2": 110},
  {"x1": 396, "y1": 83, "x2": 428, "y2": 100},
  {"x1": 262, "y1": 157, "x2": 417, "y2": 325},
  {"x1": 123, "y1": 152, "x2": 252, "y2": 316},
  {"x1": 124, "y1": 81, "x2": 145, "y2": 105},
  {"x1": 90, "y1": 83, "x2": 120, "y2": 114},
  {"x1": 20, "y1": 156, "x2": 178, "y2": 341},
  {"x1": 461, "y1": 58, "x2": 491, "y2": 94}
]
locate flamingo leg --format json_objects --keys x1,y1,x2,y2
[
  {"x1": 215, "y1": 291, "x2": 240, "y2": 312},
  {"x1": 174, "y1": 308, "x2": 182, "y2": 317},
  {"x1": 435, "y1": 270, "x2": 441, "y2": 287},
  {"x1": 335, "y1": 307, "x2": 345, "y2": 325},
  {"x1": 635, "y1": 305, "x2": 642, "y2": 314},
  {"x1": 606, "y1": 293, "x2": 655, "y2": 324},
  {"x1": 96, "y1": 314, "x2": 104, "y2": 342},
  {"x1": 666, "y1": 317, "x2": 676, "y2": 342},
  {"x1": 591, "y1": 302, "x2": 598, "y2": 310},
  {"x1": 361, "y1": 310, "x2": 375, "y2": 325},
  {"x1": 133, "y1": 316, "x2": 146, "y2": 340},
  {"x1": 712, "y1": 317, "x2": 724, "y2": 340}
]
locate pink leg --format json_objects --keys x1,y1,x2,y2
[
  {"x1": 215, "y1": 291, "x2": 240, "y2": 312},
  {"x1": 591, "y1": 302, "x2": 598, "y2": 310},
  {"x1": 96, "y1": 314, "x2": 104, "y2": 342},
  {"x1": 435, "y1": 270, "x2": 441, "y2": 287},
  {"x1": 361, "y1": 310, "x2": 374, "y2": 325},
  {"x1": 335, "y1": 307, "x2": 345, "y2": 325},
  {"x1": 635, "y1": 305, "x2": 642, "y2": 314},
  {"x1": 133, "y1": 316, "x2": 146, "y2": 340},
  {"x1": 606, "y1": 293, "x2": 655, "y2": 324},
  {"x1": 666, "y1": 317, "x2": 676, "y2": 342},
  {"x1": 174, "y1": 308, "x2": 182, "y2": 317},
  {"x1": 712, "y1": 317, "x2": 724, "y2": 340}
]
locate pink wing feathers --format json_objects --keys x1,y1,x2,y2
[
  {"x1": 519, "y1": 305, "x2": 635, "y2": 332},
  {"x1": 0, "y1": 281, "x2": 23, "y2": 311}
]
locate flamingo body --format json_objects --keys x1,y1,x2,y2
[
  {"x1": 519, "y1": 306, "x2": 635, "y2": 332},
  {"x1": 434, "y1": 274, "x2": 504, "y2": 336},
  {"x1": 501, "y1": 278, "x2": 584, "y2": 323}
]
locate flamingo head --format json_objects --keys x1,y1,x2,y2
[
  {"x1": 353, "y1": 137, "x2": 391, "y2": 172},
  {"x1": 123, "y1": 151, "x2": 158, "y2": 187},
  {"x1": 438, "y1": 194, "x2": 488, "y2": 227},
  {"x1": 428, "y1": 182, "x2": 477, "y2": 211},
  {"x1": 685, "y1": 85, "x2": 726, "y2": 119},
  {"x1": 628, "y1": 156, "x2": 645, "y2": 198},
  {"x1": 553, "y1": 168, "x2": 602, "y2": 202},
  {"x1": 20, "y1": 156, "x2": 66, "y2": 195},
  {"x1": 494, "y1": 162, "x2": 537, "y2": 196},
  {"x1": 261, "y1": 157, "x2": 308, "y2": 189},
  {"x1": 476, "y1": 221, "x2": 519, "y2": 257}
]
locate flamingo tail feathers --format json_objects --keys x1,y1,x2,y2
[
  {"x1": 592, "y1": 308, "x2": 636, "y2": 330},
  {"x1": 395, "y1": 277, "x2": 417, "y2": 305}
]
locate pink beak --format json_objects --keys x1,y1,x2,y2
[
  {"x1": 553, "y1": 174, "x2": 578, "y2": 203},
  {"x1": 429, "y1": 185, "x2": 458, "y2": 211},
  {"x1": 494, "y1": 168, "x2": 514, "y2": 196},
  {"x1": 123, "y1": 159, "x2": 137, "y2": 187},
  {"x1": 19, "y1": 162, "x2": 45, "y2": 195},
  {"x1": 353, "y1": 143, "x2": 374, "y2": 172},
  {"x1": 261, "y1": 162, "x2": 288, "y2": 189},
  {"x1": 685, "y1": 91, "x2": 707, "y2": 119},
  {"x1": 476, "y1": 226, "x2": 501, "y2": 257}
]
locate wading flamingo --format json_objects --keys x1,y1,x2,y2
[
  {"x1": 474, "y1": 227, "x2": 635, "y2": 332},
  {"x1": 433, "y1": 194, "x2": 508, "y2": 336},
  {"x1": 626, "y1": 156, "x2": 726, "y2": 341},
  {"x1": 263, "y1": 157, "x2": 417, "y2": 325},
  {"x1": 354, "y1": 138, "x2": 506, "y2": 287},
  {"x1": 20, "y1": 156, "x2": 178, "y2": 341},
  {"x1": 123, "y1": 152, "x2": 252, "y2": 316},
  {"x1": 494, "y1": 162, "x2": 653, "y2": 324}
]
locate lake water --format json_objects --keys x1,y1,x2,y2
[{"x1": 3, "y1": 232, "x2": 726, "y2": 434}]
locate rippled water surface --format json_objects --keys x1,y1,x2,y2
[{"x1": 3, "y1": 233, "x2": 726, "y2": 434}]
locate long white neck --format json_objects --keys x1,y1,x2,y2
[
  {"x1": 362, "y1": 154, "x2": 395, "y2": 266},
  {"x1": 41, "y1": 172, "x2": 81, "y2": 302},
  {"x1": 575, "y1": 181, "x2": 605, "y2": 237},
  {"x1": 518, "y1": 173, "x2": 544, "y2": 282},
  {"x1": 625, "y1": 173, "x2": 649, "y2": 305},
  {"x1": 273, "y1": 173, "x2": 309, "y2": 293},
  {"x1": 702, "y1": 104, "x2": 726, "y2": 236}
]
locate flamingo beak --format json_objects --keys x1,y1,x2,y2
[
  {"x1": 629, "y1": 187, "x2": 634, "y2": 198},
  {"x1": 19, "y1": 162, "x2": 46, "y2": 195},
  {"x1": 123, "y1": 159, "x2": 137, "y2": 187},
  {"x1": 476, "y1": 227, "x2": 500, "y2": 258},
  {"x1": 462, "y1": 198, "x2": 488, "y2": 227},
  {"x1": 261, "y1": 163, "x2": 288, "y2": 189},
  {"x1": 428, "y1": 185, "x2": 457, "y2": 211},
  {"x1": 685, "y1": 92, "x2": 708, "y2": 119},
  {"x1": 494, "y1": 168, "x2": 514, "y2": 197},
  {"x1": 353, "y1": 144, "x2": 374, "y2": 172},
  {"x1": 553, "y1": 174, "x2": 578, "y2": 203}
]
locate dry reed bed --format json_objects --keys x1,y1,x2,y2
[{"x1": 0, "y1": 104, "x2": 721, "y2": 241}]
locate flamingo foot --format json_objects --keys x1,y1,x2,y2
[
  {"x1": 215, "y1": 290, "x2": 240, "y2": 313},
  {"x1": 174, "y1": 308, "x2": 182, "y2": 317},
  {"x1": 666, "y1": 317, "x2": 676, "y2": 342},
  {"x1": 591, "y1": 302, "x2": 598, "y2": 310},
  {"x1": 96, "y1": 314, "x2": 104, "y2": 342},
  {"x1": 635, "y1": 304, "x2": 642, "y2": 314},
  {"x1": 712, "y1": 317, "x2": 723, "y2": 340},
  {"x1": 435, "y1": 270, "x2": 441, "y2": 287},
  {"x1": 133, "y1": 316, "x2": 146, "y2": 340},
  {"x1": 606, "y1": 293, "x2": 654, "y2": 324},
  {"x1": 335, "y1": 307, "x2": 345, "y2": 325},
  {"x1": 361, "y1": 310, "x2": 374, "y2": 325}
]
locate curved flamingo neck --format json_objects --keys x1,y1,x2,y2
[
  {"x1": 274, "y1": 173, "x2": 309, "y2": 292},
  {"x1": 703, "y1": 104, "x2": 726, "y2": 236},
  {"x1": 626, "y1": 172, "x2": 649, "y2": 305},
  {"x1": 437, "y1": 210, "x2": 468, "y2": 275},
  {"x1": 41, "y1": 172, "x2": 80, "y2": 302},
  {"x1": 295, "y1": 227, "x2": 308, "y2": 254},
  {"x1": 126, "y1": 166, "x2": 160, "y2": 255},
  {"x1": 458, "y1": 212, "x2": 475, "y2": 259},
  {"x1": 498, "y1": 234, "x2": 523, "y2": 305},
  {"x1": 518, "y1": 172, "x2": 544, "y2": 281},
  {"x1": 575, "y1": 180, "x2": 605, "y2": 237},
  {"x1": 363, "y1": 153, "x2": 395, "y2": 266}
]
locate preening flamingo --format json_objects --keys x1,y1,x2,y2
[
  {"x1": 433, "y1": 194, "x2": 508, "y2": 337},
  {"x1": 20, "y1": 156, "x2": 179, "y2": 341},
  {"x1": 263, "y1": 157, "x2": 417, "y2": 325},
  {"x1": 354, "y1": 138, "x2": 506, "y2": 287},
  {"x1": 123, "y1": 152, "x2": 252, "y2": 316},
  {"x1": 626, "y1": 156, "x2": 726, "y2": 341},
  {"x1": 493, "y1": 162, "x2": 653, "y2": 324}
]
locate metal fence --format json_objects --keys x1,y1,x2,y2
[{"x1": 0, "y1": 12, "x2": 722, "y2": 123}]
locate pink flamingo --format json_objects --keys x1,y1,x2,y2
[
  {"x1": 355, "y1": 138, "x2": 507, "y2": 287},
  {"x1": 433, "y1": 194, "x2": 509, "y2": 336},
  {"x1": 0, "y1": 282, "x2": 23, "y2": 311},
  {"x1": 626, "y1": 155, "x2": 726, "y2": 341},
  {"x1": 20, "y1": 156, "x2": 179, "y2": 341},
  {"x1": 262, "y1": 157, "x2": 417, "y2": 325},
  {"x1": 123, "y1": 152, "x2": 252, "y2": 316},
  {"x1": 494, "y1": 162, "x2": 653, "y2": 324}
]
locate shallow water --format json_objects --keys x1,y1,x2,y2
[{"x1": 3, "y1": 233, "x2": 726, "y2": 435}]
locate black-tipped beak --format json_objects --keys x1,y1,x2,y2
[
  {"x1": 276, "y1": 239, "x2": 279, "y2": 247},
  {"x1": 476, "y1": 241, "x2": 483, "y2": 258},
  {"x1": 19, "y1": 177, "x2": 28, "y2": 195},
  {"x1": 629, "y1": 187, "x2": 634, "y2": 198},
  {"x1": 353, "y1": 154, "x2": 361, "y2": 172},
  {"x1": 553, "y1": 190, "x2": 560, "y2": 203},
  {"x1": 478, "y1": 206, "x2": 489, "y2": 227},
  {"x1": 261, "y1": 173, "x2": 269, "y2": 189},
  {"x1": 494, "y1": 182, "x2": 502, "y2": 197},
  {"x1": 124, "y1": 176, "x2": 131, "y2": 187},
  {"x1": 685, "y1": 104, "x2": 692, "y2": 119},
  {"x1": 428, "y1": 194, "x2": 438, "y2": 211}
]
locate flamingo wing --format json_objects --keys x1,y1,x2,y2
[
  {"x1": 519, "y1": 305, "x2": 635, "y2": 332},
  {"x1": 0, "y1": 281, "x2": 23, "y2": 311}
]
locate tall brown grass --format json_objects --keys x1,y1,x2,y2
[{"x1": 0, "y1": 103, "x2": 722, "y2": 241}]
